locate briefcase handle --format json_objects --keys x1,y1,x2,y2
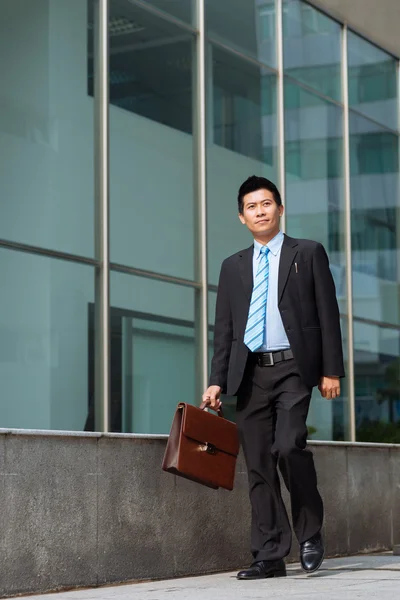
[{"x1": 199, "y1": 401, "x2": 224, "y2": 418}]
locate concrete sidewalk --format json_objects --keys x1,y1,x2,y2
[{"x1": 21, "y1": 555, "x2": 400, "y2": 600}]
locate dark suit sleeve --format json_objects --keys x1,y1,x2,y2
[
  {"x1": 312, "y1": 243, "x2": 345, "y2": 378},
  {"x1": 209, "y1": 260, "x2": 233, "y2": 393}
]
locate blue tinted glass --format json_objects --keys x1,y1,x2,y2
[
  {"x1": 350, "y1": 112, "x2": 400, "y2": 326},
  {"x1": 207, "y1": 45, "x2": 278, "y2": 284},
  {"x1": 206, "y1": 0, "x2": 276, "y2": 68},
  {"x1": 348, "y1": 31, "x2": 397, "y2": 131},
  {"x1": 354, "y1": 322, "x2": 400, "y2": 443},
  {"x1": 140, "y1": 0, "x2": 194, "y2": 27},
  {"x1": 106, "y1": 0, "x2": 195, "y2": 280},
  {"x1": 110, "y1": 272, "x2": 196, "y2": 434},
  {"x1": 0, "y1": 249, "x2": 94, "y2": 430},
  {"x1": 0, "y1": 0, "x2": 94, "y2": 256},
  {"x1": 285, "y1": 81, "x2": 348, "y2": 442},
  {"x1": 283, "y1": 0, "x2": 342, "y2": 102}
]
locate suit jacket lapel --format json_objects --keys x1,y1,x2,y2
[
  {"x1": 278, "y1": 234, "x2": 298, "y2": 303},
  {"x1": 238, "y1": 245, "x2": 254, "y2": 301}
]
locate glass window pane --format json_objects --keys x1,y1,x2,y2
[
  {"x1": 350, "y1": 113, "x2": 400, "y2": 326},
  {"x1": 348, "y1": 31, "x2": 397, "y2": 131},
  {"x1": 104, "y1": 1, "x2": 195, "y2": 279},
  {"x1": 284, "y1": 81, "x2": 347, "y2": 313},
  {"x1": 0, "y1": 249, "x2": 94, "y2": 430},
  {"x1": 110, "y1": 272, "x2": 197, "y2": 434},
  {"x1": 283, "y1": 0, "x2": 342, "y2": 102},
  {"x1": 205, "y1": 0, "x2": 276, "y2": 68},
  {"x1": 355, "y1": 322, "x2": 400, "y2": 443},
  {"x1": 140, "y1": 0, "x2": 194, "y2": 27},
  {"x1": 0, "y1": 0, "x2": 94, "y2": 256},
  {"x1": 208, "y1": 290, "x2": 237, "y2": 423},
  {"x1": 207, "y1": 46, "x2": 278, "y2": 284},
  {"x1": 285, "y1": 81, "x2": 349, "y2": 440},
  {"x1": 307, "y1": 317, "x2": 349, "y2": 441}
]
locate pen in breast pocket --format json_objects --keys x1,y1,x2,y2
[{"x1": 295, "y1": 262, "x2": 298, "y2": 273}]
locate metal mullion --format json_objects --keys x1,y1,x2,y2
[
  {"x1": 397, "y1": 59, "x2": 400, "y2": 335},
  {"x1": 206, "y1": 35, "x2": 279, "y2": 75},
  {"x1": 353, "y1": 315, "x2": 400, "y2": 332},
  {"x1": 398, "y1": 59, "x2": 400, "y2": 133},
  {"x1": 126, "y1": 0, "x2": 198, "y2": 34},
  {"x1": 276, "y1": 0, "x2": 286, "y2": 231},
  {"x1": 342, "y1": 24, "x2": 356, "y2": 443},
  {"x1": 110, "y1": 262, "x2": 201, "y2": 289},
  {"x1": 0, "y1": 239, "x2": 99, "y2": 267},
  {"x1": 348, "y1": 107, "x2": 399, "y2": 136},
  {"x1": 94, "y1": 0, "x2": 110, "y2": 433},
  {"x1": 284, "y1": 72, "x2": 344, "y2": 109},
  {"x1": 194, "y1": 0, "x2": 209, "y2": 394}
]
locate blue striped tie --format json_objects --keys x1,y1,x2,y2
[{"x1": 244, "y1": 246, "x2": 270, "y2": 352}]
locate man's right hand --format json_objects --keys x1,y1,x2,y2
[{"x1": 201, "y1": 385, "x2": 222, "y2": 411}]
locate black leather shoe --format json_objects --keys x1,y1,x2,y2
[
  {"x1": 237, "y1": 559, "x2": 286, "y2": 580},
  {"x1": 300, "y1": 532, "x2": 324, "y2": 573}
]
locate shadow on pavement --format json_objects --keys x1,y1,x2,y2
[{"x1": 286, "y1": 554, "x2": 400, "y2": 578}]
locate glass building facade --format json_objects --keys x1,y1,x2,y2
[{"x1": 0, "y1": 0, "x2": 399, "y2": 442}]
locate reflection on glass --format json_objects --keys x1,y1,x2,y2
[
  {"x1": 285, "y1": 81, "x2": 348, "y2": 440},
  {"x1": 350, "y1": 112, "x2": 400, "y2": 326},
  {"x1": 307, "y1": 317, "x2": 349, "y2": 441},
  {"x1": 95, "y1": 1, "x2": 195, "y2": 279},
  {"x1": 284, "y1": 81, "x2": 346, "y2": 311},
  {"x1": 140, "y1": 0, "x2": 194, "y2": 26},
  {"x1": 88, "y1": 2, "x2": 194, "y2": 133},
  {"x1": 110, "y1": 272, "x2": 196, "y2": 434},
  {"x1": 0, "y1": 249, "x2": 94, "y2": 431},
  {"x1": 0, "y1": 0, "x2": 94, "y2": 256},
  {"x1": 348, "y1": 31, "x2": 397, "y2": 131},
  {"x1": 212, "y1": 47, "x2": 277, "y2": 163},
  {"x1": 207, "y1": 45, "x2": 278, "y2": 284},
  {"x1": 354, "y1": 322, "x2": 400, "y2": 443},
  {"x1": 283, "y1": 0, "x2": 341, "y2": 101},
  {"x1": 208, "y1": 291, "x2": 237, "y2": 424},
  {"x1": 205, "y1": 0, "x2": 276, "y2": 68}
]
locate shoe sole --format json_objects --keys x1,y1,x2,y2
[
  {"x1": 301, "y1": 551, "x2": 325, "y2": 574},
  {"x1": 237, "y1": 571, "x2": 287, "y2": 580}
]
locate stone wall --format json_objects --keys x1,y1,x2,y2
[{"x1": 0, "y1": 430, "x2": 398, "y2": 597}]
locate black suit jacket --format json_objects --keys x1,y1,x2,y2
[{"x1": 209, "y1": 234, "x2": 345, "y2": 395}]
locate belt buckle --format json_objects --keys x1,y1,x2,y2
[{"x1": 264, "y1": 352, "x2": 274, "y2": 366}]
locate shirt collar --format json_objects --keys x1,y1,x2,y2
[{"x1": 254, "y1": 231, "x2": 284, "y2": 258}]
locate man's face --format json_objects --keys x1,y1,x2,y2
[{"x1": 239, "y1": 188, "x2": 284, "y2": 239}]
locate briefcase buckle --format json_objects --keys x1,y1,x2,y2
[{"x1": 200, "y1": 442, "x2": 217, "y2": 455}]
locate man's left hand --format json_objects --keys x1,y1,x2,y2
[{"x1": 318, "y1": 376, "x2": 340, "y2": 400}]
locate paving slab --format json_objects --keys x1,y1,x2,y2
[{"x1": 17, "y1": 554, "x2": 400, "y2": 600}]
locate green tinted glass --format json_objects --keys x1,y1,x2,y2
[
  {"x1": 283, "y1": 0, "x2": 341, "y2": 102},
  {"x1": 206, "y1": 0, "x2": 276, "y2": 68},
  {"x1": 348, "y1": 31, "x2": 397, "y2": 130},
  {"x1": 350, "y1": 112, "x2": 400, "y2": 326}
]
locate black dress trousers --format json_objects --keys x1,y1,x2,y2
[{"x1": 236, "y1": 356, "x2": 324, "y2": 561}]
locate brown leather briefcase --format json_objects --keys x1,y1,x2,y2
[{"x1": 162, "y1": 402, "x2": 240, "y2": 491}]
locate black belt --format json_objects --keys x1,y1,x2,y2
[{"x1": 251, "y1": 349, "x2": 293, "y2": 367}]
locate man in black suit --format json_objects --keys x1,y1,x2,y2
[{"x1": 202, "y1": 176, "x2": 344, "y2": 579}]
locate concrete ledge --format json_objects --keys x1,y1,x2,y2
[
  {"x1": 1, "y1": 427, "x2": 400, "y2": 447},
  {"x1": 0, "y1": 433, "x2": 398, "y2": 597}
]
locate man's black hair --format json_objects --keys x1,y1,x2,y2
[{"x1": 238, "y1": 175, "x2": 282, "y2": 214}]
